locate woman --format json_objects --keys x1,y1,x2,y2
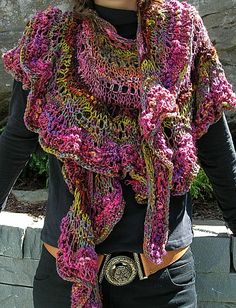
[{"x1": 1, "y1": 0, "x2": 236, "y2": 307}]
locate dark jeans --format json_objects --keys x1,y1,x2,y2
[{"x1": 33, "y1": 245, "x2": 197, "y2": 308}]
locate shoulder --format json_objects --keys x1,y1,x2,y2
[
  {"x1": 162, "y1": 0, "x2": 196, "y2": 13},
  {"x1": 23, "y1": 5, "x2": 65, "y2": 38},
  {"x1": 150, "y1": 0, "x2": 201, "y2": 31},
  {"x1": 2, "y1": 5, "x2": 69, "y2": 89},
  {"x1": 160, "y1": 1, "x2": 207, "y2": 49},
  {"x1": 160, "y1": 0, "x2": 200, "y2": 23},
  {"x1": 27, "y1": 5, "x2": 64, "y2": 24}
]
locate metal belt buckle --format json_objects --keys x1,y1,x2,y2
[{"x1": 100, "y1": 254, "x2": 138, "y2": 286}]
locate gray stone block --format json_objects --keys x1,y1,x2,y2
[
  {"x1": 0, "y1": 255, "x2": 39, "y2": 286},
  {"x1": 192, "y1": 220, "x2": 231, "y2": 273},
  {"x1": 12, "y1": 189, "x2": 48, "y2": 205},
  {"x1": 0, "y1": 283, "x2": 33, "y2": 308},
  {"x1": 0, "y1": 211, "x2": 44, "y2": 259},
  {"x1": 232, "y1": 236, "x2": 236, "y2": 272},
  {"x1": 0, "y1": 224, "x2": 24, "y2": 258},
  {"x1": 23, "y1": 227, "x2": 43, "y2": 260},
  {"x1": 196, "y1": 273, "x2": 236, "y2": 303},
  {"x1": 191, "y1": 236, "x2": 230, "y2": 273},
  {"x1": 198, "y1": 302, "x2": 236, "y2": 308}
]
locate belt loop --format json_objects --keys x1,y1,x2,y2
[
  {"x1": 133, "y1": 252, "x2": 148, "y2": 280},
  {"x1": 98, "y1": 254, "x2": 111, "y2": 284}
]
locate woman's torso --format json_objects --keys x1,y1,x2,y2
[{"x1": 40, "y1": 4, "x2": 194, "y2": 253}]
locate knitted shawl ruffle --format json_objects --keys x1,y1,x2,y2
[{"x1": 2, "y1": 0, "x2": 236, "y2": 306}]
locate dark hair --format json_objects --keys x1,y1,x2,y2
[{"x1": 72, "y1": 0, "x2": 95, "y2": 18}]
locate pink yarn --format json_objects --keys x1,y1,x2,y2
[{"x1": 2, "y1": 1, "x2": 236, "y2": 306}]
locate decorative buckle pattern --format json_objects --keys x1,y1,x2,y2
[{"x1": 99, "y1": 253, "x2": 148, "y2": 286}]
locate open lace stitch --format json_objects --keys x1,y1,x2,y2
[{"x1": 2, "y1": 0, "x2": 236, "y2": 306}]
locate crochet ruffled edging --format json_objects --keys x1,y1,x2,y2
[
  {"x1": 2, "y1": 3, "x2": 236, "y2": 163},
  {"x1": 2, "y1": 6, "x2": 60, "y2": 89},
  {"x1": 2, "y1": 1, "x2": 236, "y2": 307},
  {"x1": 2, "y1": 6, "x2": 63, "y2": 134},
  {"x1": 190, "y1": 8, "x2": 236, "y2": 139}
]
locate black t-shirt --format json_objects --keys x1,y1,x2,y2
[
  {"x1": 1, "y1": 5, "x2": 236, "y2": 252},
  {"x1": 93, "y1": 4, "x2": 193, "y2": 253}
]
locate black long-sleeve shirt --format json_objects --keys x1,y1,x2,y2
[{"x1": 1, "y1": 5, "x2": 236, "y2": 254}]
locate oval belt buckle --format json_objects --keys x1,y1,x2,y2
[{"x1": 104, "y1": 255, "x2": 138, "y2": 286}]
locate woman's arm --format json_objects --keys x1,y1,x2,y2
[
  {"x1": 0, "y1": 80, "x2": 39, "y2": 210},
  {"x1": 196, "y1": 113, "x2": 236, "y2": 235}
]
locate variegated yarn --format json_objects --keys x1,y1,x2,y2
[{"x1": 3, "y1": 0, "x2": 236, "y2": 306}]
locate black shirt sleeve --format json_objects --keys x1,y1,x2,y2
[
  {"x1": 196, "y1": 113, "x2": 236, "y2": 235},
  {"x1": 0, "y1": 80, "x2": 39, "y2": 210}
]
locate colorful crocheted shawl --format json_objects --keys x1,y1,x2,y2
[{"x1": 2, "y1": 0, "x2": 236, "y2": 306}]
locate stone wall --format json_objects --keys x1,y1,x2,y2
[
  {"x1": 0, "y1": 211, "x2": 235, "y2": 307},
  {"x1": 0, "y1": 212, "x2": 43, "y2": 307}
]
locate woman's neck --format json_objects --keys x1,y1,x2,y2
[{"x1": 94, "y1": 0, "x2": 137, "y2": 11}]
